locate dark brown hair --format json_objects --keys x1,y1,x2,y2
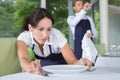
[{"x1": 22, "y1": 8, "x2": 54, "y2": 31}]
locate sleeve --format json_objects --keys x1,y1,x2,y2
[
  {"x1": 88, "y1": 17, "x2": 98, "y2": 38},
  {"x1": 51, "y1": 28, "x2": 67, "y2": 48},
  {"x1": 67, "y1": 10, "x2": 87, "y2": 27},
  {"x1": 17, "y1": 32, "x2": 31, "y2": 46}
]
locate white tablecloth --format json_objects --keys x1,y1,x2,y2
[
  {"x1": 95, "y1": 56, "x2": 120, "y2": 67},
  {"x1": 0, "y1": 67, "x2": 120, "y2": 80},
  {"x1": 1, "y1": 56, "x2": 120, "y2": 80}
]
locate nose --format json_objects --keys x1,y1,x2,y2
[{"x1": 42, "y1": 30, "x2": 48, "y2": 39}]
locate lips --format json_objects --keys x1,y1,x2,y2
[{"x1": 41, "y1": 39, "x2": 47, "y2": 42}]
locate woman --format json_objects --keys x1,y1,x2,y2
[{"x1": 17, "y1": 8, "x2": 92, "y2": 74}]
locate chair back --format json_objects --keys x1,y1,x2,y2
[{"x1": 0, "y1": 38, "x2": 22, "y2": 76}]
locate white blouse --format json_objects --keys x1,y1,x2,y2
[{"x1": 17, "y1": 28, "x2": 67, "y2": 57}]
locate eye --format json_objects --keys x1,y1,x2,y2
[
  {"x1": 78, "y1": 4, "x2": 82, "y2": 6},
  {"x1": 36, "y1": 27, "x2": 52, "y2": 32},
  {"x1": 48, "y1": 27, "x2": 51, "y2": 31},
  {"x1": 38, "y1": 28, "x2": 44, "y2": 31}
]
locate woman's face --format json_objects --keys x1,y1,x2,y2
[
  {"x1": 73, "y1": 1, "x2": 83, "y2": 13},
  {"x1": 30, "y1": 17, "x2": 52, "y2": 45}
]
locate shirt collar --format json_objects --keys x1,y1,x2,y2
[{"x1": 29, "y1": 31, "x2": 35, "y2": 45}]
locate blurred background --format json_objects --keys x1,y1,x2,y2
[{"x1": 0, "y1": 0, "x2": 120, "y2": 56}]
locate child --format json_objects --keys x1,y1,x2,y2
[{"x1": 67, "y1": 0, "x2": 97, "y2": 59}]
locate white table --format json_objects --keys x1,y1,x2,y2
[
  {"x1": 0, "y1": 67, "x2": 120, "y2": 80},
  {"x1": 1, "y1": 56, "x2": 120, "y2": 80},
  {"x1": 95, "y1": 56, "x2": 120, "y2": 67}
]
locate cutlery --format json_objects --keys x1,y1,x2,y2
[
  {"x1": 87, "y1": 67, "x2": 96, "y2": 72},
  {"x1": 39, "y1": 69, "x2": 53, "y2": 77},
  {"x1": 38, "y1": 69, "x2": 48, "y2": 77}
]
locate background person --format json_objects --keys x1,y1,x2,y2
[{"x1": 67, "y1": 0, "x2": 97, "y2": 59}]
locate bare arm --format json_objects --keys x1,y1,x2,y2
[
  {"x1": 61, "y1": 43, "x2": 92, "y2": 68},
  {"x1": 17, "y1": 40, "x2": 41, "y2": 74},
  {"x1": 60, "y1": 43, "x2": 78, "y2": 64}
]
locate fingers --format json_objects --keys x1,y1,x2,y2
[
  {"x1": 79, "y1": 58, "x2": 86, "y2": 65},
  {"x1": 83, "y1": 2, "x2": 93, "y2": 11},
  {"x1": 28, "y1": 61, "x2": 36, "y2": 73},
  {"x1": 85, "y1": 59, "x2": 92, "y2": 68},
  {"x1": 76, "y1": 58, "x2": 92, "y2": 68},
  {"x1": 85, "y1": 2, "x2": 93, "y2": 7},
  {"x1": 34, "y1": 60, "x2": 41, "y2": 74},
  {"x1": 73, "y1": 58, "x2": 86, "y2": 65},
  {"x1": 27, "y1": 60, "x2": 41, "y2": 74},
  {"x1": 87, "y1": 32, "x2": 93, "y2": 38}
]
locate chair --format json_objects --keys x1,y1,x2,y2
[{"x1": 0, "y1": 38, "x2": 22, "y2": 76}]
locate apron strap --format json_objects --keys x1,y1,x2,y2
[{"x1": 32, "y1": 44, "x2": 64, "y2": 61}]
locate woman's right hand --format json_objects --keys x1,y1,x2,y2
[{"x1": 27, "y1": 60, "x2": 41, "y2": 74}]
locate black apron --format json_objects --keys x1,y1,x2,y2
[
  {"x1": 74, "y1": 19, "x2": 92, "y2": 59},
  {"x1": 32, "y1": 44, "x2": 67, "y2": 67}
]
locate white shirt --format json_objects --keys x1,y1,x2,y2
[
  {"x1": 67, "y1": 9, "x2": 97, "y2": 39},
  {"x1": 17, "y1": 28, "x2": 67, "y2": 57}
]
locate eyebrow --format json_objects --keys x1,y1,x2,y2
[{"x1": 36, "y1": 26, "x2": 52, "y2": 29}]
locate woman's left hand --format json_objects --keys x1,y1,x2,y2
[{"x1": 73, "y1": 58, "x2": 92, "y2": 68}]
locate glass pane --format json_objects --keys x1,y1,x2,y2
[{"x1": 108, "y1": 0, "x2": 120, "y2": 56}]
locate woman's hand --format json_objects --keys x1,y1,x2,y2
[
  {"x1": 27, "y1": 60, "x2": 41, "y2": 74},
  {"x1": 73, "y1": 58, "x2": 92, "y2": 68}
]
